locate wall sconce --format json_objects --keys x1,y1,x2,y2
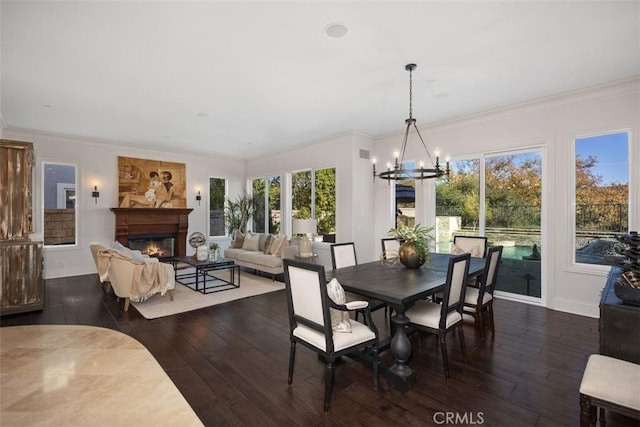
[
  {"x1": 196, "y1": 190, "x2": 201, "y2": 206},
  {"x1": 91, "y1": 185, "x2": 100, "y2": 204}
]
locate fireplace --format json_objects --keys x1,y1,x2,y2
[
  {"x1": 127, "y1": 233, "x2": 176, "y2": 258},
  {"x1": 110, "y1": 208, "x2": 193, "y2": 257}
]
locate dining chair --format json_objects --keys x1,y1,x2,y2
[
  {"x1": 331, "y1": 242, "x2": 389, "y2": 324},
  {"x1": 381, "y1": 238, "x2": 401, "y2": 259},
  {"x1": 463, "y1": 246, "x2": 503, "y2": 342},
  {"x1": 406, "y1": 253, "x2": 471, "y2": 378},
  {"x1": 283, "y1": 259, "x2": 379, "y2": 412},
  {"x1": 452, "y1": 235, "x2": 488, "y2": 258},
  {"x1": 330, "y1": 242, "x2": 358, "y2": 269}
]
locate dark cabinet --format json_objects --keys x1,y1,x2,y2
[{"x1": 599, "y1": 268, "x2": 640, "y2": 363}]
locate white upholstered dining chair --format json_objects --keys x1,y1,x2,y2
[
  {"x1": 406, "y1": 253, "x2": 471, "y2": 378},
  {"x1": 463, "y1": 246, "x2": 503, "y2": 342},
  {"x1": 381, "y1": 238, "x2": 401, "y2": 259},
  {"x1": 283, "y1": 259, "x2": 379, "y2": 412},
  {"x1": 331, "y1": 242, "x2": 389, "y2": 324},
  {"x1": 330, "y1": 242, "x2": 357, "y2": 269},
  {"x1": 452, "y1": 235, "x2": 488, "y2": 258}
]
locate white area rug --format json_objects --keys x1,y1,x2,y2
[{"x1": 132, "y1": 270, "x2": 284, "y2": 319}]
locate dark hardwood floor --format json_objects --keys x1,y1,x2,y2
[{"x1": 1, "y1": 273, "x2": 636, "y2": 426}]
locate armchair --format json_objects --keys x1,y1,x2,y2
[{"x1": 97, "y1": 248, "x2": 175, "y2": 311}]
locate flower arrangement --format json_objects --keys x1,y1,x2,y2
[{"x1": 388, "y1": 223, "x2": 435, "y2": 268}]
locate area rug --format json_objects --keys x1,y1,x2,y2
[{"x1": 132, "y1": 270, "x2": 284, "y2": 319}]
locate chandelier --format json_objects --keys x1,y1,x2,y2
[{"x1": 372, "y1": 64, "x2": 450, "y2": 181}]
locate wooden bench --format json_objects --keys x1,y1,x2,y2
[{"x1": 579, "y1": 354, "x2": 640, "y2": 426}]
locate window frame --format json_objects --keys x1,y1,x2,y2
[{"x1": 568, "y1": 129, "x2": 631, "y2": 273}]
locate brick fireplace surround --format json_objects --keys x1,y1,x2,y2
[{"x1": 110, "y1": 208, "x2": 193, "y2": 257}]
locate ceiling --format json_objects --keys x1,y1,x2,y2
[{"x1": 1, "y1": 1, "x2": 639, "y2": 160}]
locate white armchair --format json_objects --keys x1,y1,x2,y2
[{"x1": 97, "y1": 248, "x2": 175, "y2": 311}]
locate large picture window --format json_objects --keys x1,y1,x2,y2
[
  {"x1": 252, "y1": 176, "x2": 281, "y2": 234},
  {"x1": 292, "y1": 167, "x2": 336, "y2": 242},
  {"x1": 209, "y1": 177, "x2": 226, "y2": 237},
  {"x1": 436, "y1": 151, "x2": 542, "y2": 299},
  {"x1": 574, "y1": 132, "x2": 629, "y2": 266}
]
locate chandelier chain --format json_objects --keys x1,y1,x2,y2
[{"x1": 408, "y1": 67, "x2": 413, "y2": 120}]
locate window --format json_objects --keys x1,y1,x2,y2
[
  {"x1": 395, "y1": 161, "x2": 416, "y2": 229},
  {"x1": 292, "y1": 167, "x2": 336, "y2": 241},
  {"x1": 574, "y1": 132, "x2": 629, "y2": 266},
  {"x1": 43, "y1": 162, "x2": 76, "y2": 246},
  {"x1": 436, "y1": 159, "x2": 481, "y2": 253},
  {"x1": 252, "y1": 176, "x2": 281, "y2": 234},
  {"x1": 209, "y1": 177, "x2": 226, "y2": 237},
  {"x1": 436, "y1": 151, "x2": 543, "y2": 299}
]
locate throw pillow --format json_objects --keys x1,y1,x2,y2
[
  {"x1": 258, "y1": 233, "x2": 268, "y2": 252},
  {"x1": 326, "y1": 278, "x2": 352, "y2": 333},
  {"x1": 232, "y1": 231, "x2": 244, "y2": 249},
  {"x1": 263, "y1": 234, "x2": 274, "y2": 254},
  {"x1": 242, "y1": 232, "x2": 260, "y2": 251},
  {"x1": 268, "y1": 235, "x2": 286, "y2": 256}
]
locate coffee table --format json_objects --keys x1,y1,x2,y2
[{"x1": 170, "y1": 257, "x2": 240, "y2": 294}]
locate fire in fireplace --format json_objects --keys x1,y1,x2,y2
[{"x1": 127, "y1": 234, "x2": 175, "y2": 258}]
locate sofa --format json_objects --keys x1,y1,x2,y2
[{"x1": 223, "y1": 232, "x2": 297, "y2": 277}]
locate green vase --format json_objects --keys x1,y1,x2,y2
[{"x1": 398, "y1": 241, "x2": 427, "y2": 269}]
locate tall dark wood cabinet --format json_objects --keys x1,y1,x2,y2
[
  {"x1": 0, "y1": 140, "x2": 44, "y2": 315},
  {"x1": 599, "y1": 268, "x2": 640, "y2": 363}
]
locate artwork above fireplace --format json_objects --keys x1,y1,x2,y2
[{"x1": 110, "y1": 208, "x2": 193, "y2": 257}]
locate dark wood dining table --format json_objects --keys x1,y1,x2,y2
[{"x1": 327, "y1": 253, "x2": 485, "y2": 392}]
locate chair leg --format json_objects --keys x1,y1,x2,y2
[
  {"x1": 458, "y1": 324, "x2": 467, "y2": 363},
  {"x1": 287, "y1": 342, "x2": 296, "y2": 385},
  {"x1": 373, "y1": 345, "x2": 380, "y2": 391},
  {"x1": 488, "y1": 302, "x2": 495, "y2": 338},
  {"x1": 579, "y1": 393, "x2": 596, "y2": 426},
  {"x1": 324, "y1": 361, "x2": 334, "y2": 412},
  {"x1": 439, "y1": 333, "x2": 450, "y2": 379},
  {"x1": 123, "y1": 297, "x2": 130, "y2": 312},
  {"x1": 475, "y1": 307, "x2": 485, "y2": 343}
]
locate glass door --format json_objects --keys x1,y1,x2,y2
[{"x1": 485, "y1": 151, "x2": 542, "y2": 298}]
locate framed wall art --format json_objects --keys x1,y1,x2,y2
[{"x1": 117, "y1": 156, "x2": 186, "y2": 208}]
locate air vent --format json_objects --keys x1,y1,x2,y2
[{"x1": 359, "y1": 149, "x2": 370, "y2": 160}]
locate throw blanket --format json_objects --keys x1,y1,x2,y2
[{"x1": 97, "y1": 249, "x2": 175, "y2": 302}]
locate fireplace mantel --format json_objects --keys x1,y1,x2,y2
[{"x1": 110, "y1": 208, "x2": 193, "y2": 257}]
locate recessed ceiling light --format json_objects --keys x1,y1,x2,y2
[{"x1": 325, "y1": 22, "x2": 348, "y2": 38}]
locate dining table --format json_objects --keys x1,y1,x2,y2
[{"x1": 328, "y1": 252, "x2": 485, "y2": 392}]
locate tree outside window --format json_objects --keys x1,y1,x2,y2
[
  {"x1": 292, "y1": 167, "x2": 336, "y2": 241},
  {"x1": 575, "y1": 132, "x2": 629, "y2": 265},
  {"x1": 252, "y1": 176, "x2": 281, "y2": 234}
]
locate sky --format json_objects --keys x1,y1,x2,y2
[{"x1": 576, "y1": 132, "x2": 629, "y2": 185}]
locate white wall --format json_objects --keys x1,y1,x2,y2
[
  {"x1": 372, "y1": 77, "x2": 640, "y2": 317},
  {"x1": 2, "y1": 130, "x2": 246, "y2": 279}
]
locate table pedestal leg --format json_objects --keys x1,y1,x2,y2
[{"x1": 387, "y1": 309, "x2": 416, "y2": 392}]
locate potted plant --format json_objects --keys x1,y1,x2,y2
[
  {"x1": 209, "y1": 242, "x2": 220, "y2": 262},
  {"x1": 224, "y1": 191, "x2": 256, "y2": 236},
  {"x1": 388, "y1": 223, "x2": 435, "y2": 268}
]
